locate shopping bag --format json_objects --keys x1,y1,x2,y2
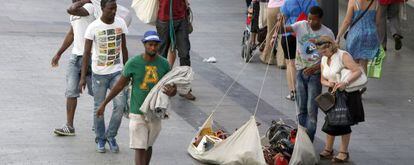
[
  {"x1": 131, "y1": 0, "x2": 159, "y2": 25},
  {"x1": 289, "y1": 126, "x2": 318, "y2": 165},
  {"x1": 367, "y1": 47, "x2": 386, "y2": 79},
  {"x1": 327, "y1": 91, "x2": 352, "y2": 126}
]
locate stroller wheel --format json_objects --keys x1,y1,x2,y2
[
  {"x1": 241, "y1": 43, "x2": 246, "y2": 59},
  {"x1": 244, "y1": 43, "x2": 253, "y2": 63},
  {"x1": 241, "y1": 30, "x2": 249, "y2": 59}
]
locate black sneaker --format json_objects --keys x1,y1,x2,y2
[
  {"x1": 393, "y1": 34, "x2": 403, "y2": 50},
  {"x1": 54, "y1": 125, "x2": 75, "y2": 136}
]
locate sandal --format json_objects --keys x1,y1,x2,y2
[
  {"x1": 332, "y1": 152, "x2": 350, "y2": 163},
  {"x1": 319, "y1": 149, "x2": 334, "y2": 159}
]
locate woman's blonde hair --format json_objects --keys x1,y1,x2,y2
[{"x1": 316, "y1": 36, "x2": 339, "y2": 54}]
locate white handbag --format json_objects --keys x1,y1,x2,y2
[
  {"x1": 131, "y1": 0, "x2": 159, "y2": 25},
  {"x1": 338, "y1": 68, "x2": 367, "y2": 92}
]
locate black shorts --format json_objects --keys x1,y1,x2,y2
[
  {"x1": 250, "y1": 1, "x2": 260, "y2": 33},
  {"x1": 281, "y1": 35, "x2": 296, "y2": 60}
]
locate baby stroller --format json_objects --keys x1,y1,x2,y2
[{"x1": 241, "y1": 1, "x2": 267, "y2": 63}]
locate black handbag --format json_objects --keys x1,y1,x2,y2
[
  {"x1": 344, "y1": 0, "x2": 374, "y2": 39},
  {"x1": 326, "y1": 91, "x2": 353, "y2": 126},
  {"x1": 315, "y1": 92, "x2": 335, "y2": 113}
]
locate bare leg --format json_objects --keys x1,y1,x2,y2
[
  {"x1": 325, "y1": 134, "x2": 335, "y2": 151},
  {"x1": 66, "y1": 97, "x2": 77, "y2": 127},
  {"x1": 337, "y1": 133, "x2": 351, "y2": 159},
  {"x1": 144, "y1": 147, "x2": 153, "y2": 165},
  {"x1": 135, "y1": 149, "x2": 147, "y2": 165},
  {"x1": 320, "y1": 134, "x2": 335, "y2": 157}
]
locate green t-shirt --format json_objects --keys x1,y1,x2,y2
[{"x1": 122, "y1": 54, "x2": 170, "y2": 114}]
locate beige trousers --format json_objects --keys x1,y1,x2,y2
[{"x1": 260, "y1": 7, "x2": 285, "y2": 67}]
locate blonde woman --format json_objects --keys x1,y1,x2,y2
[{"x1": 317, "y1": 36, "x2": 365, "y2": 163}]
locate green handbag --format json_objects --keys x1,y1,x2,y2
[{"x1": 367, "y1": 47, "x2": 386, "y2": 79}]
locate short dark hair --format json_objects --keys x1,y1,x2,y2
[
  {"x1": 101, "y1": 0, "x2": 116, "y2": 9},
  {"x1": 309, "y1": 6, "x2": 323, "y2": 18}
]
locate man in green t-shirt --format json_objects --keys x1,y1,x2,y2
[{"x1": 95, "y1": 31, "x2": 177, "y2": 165}]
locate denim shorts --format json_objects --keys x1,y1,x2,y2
[{"x1": 65, "y1": 54, "x2": 93, "y2": 98}]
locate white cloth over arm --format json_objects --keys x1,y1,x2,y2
[{"x1": 140, "y1": 66, "x2": 194, "y2": 121}]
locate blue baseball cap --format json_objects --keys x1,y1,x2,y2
[{"x1": 142, "y1": 30, "x2": 161, "y2": 43}]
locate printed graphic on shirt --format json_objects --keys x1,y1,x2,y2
[
  {"x1": 140, "y1": 66, "x2": 159, "y2": 90},
  {"x1": 95, "y1": 28, "x2": 123, "y2": 67},
  {"x1": 299, "y1": 33, "x2": 320, "y2": 60}
]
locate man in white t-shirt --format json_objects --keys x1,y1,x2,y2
[
  {"x1": 52, "y1": 0, "x2": 95, "y2": 136},
  {"x1": 79, "y1": 0, "x2": 129, "y2": 153},
  {"x1": 280, "y1": 6, "x2": 334, "y2": 141}
]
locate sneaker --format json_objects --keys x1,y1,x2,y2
[
  {"x1": 179, "y1": 91, "x2": 196, "y2": 101},
  {"x1": 285, "y1": 91, "x2": 296, "y2": 101},
  {"x1": 53, "y1": 125, "x2": 75, "y2": 136},
  {"x1": 107, "y1": 138, "x2": 119, "y2": 153},
  {"x1": 393, "y1": 34, "x2": 403, "y2": 50},
  {"x1": 96, "y1": 139, "x2": 106, "y2": 153}
]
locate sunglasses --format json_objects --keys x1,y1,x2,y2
[{"x1": 315, "y1": 41, "x2": 331, "y2": 46}]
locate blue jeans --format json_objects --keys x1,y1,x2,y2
[
  {"x1": 296, "y1": 70, "x2": 322, "y2": 142},
  {"x1": 92, "y1": 71, "x2": 127, "y2": 141},
  {"x1": 65, "y1": 54, "x2": 93, "y2": 98}
]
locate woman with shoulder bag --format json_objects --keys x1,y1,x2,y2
[
  {"x1": 337, "y1": 0, "x2": 380, "y2": 76},
  {"x1": 316, "y1": 36, "x2": 365, "y2": 163}
]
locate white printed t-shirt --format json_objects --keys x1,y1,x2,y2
[
  {"x1": 291, "y1": 20, "x2": 335, "y2": 70},
  {"x1": 84, "y1": 17, "x2": 128, "y2": 75},
  {"x1": 70, "y1": 3, "x2": 95, "y2": 56}
]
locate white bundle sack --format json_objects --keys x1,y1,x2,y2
[{"x1": 131, "y1": 0, "x2": 159, "y2": 25}]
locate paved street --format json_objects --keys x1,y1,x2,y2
[{"x1": 0, "y1": 0, "x2": 413, "y2": 164}]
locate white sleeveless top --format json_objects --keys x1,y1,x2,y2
[{"x1": 321, "y1": 49, "x2": 348, "y2": 83}]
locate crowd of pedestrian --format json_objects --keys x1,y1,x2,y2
[
  {"x1": 50, "y1": 0, "x2": 406, "y2": 164},
  {"x1": 245, "y1": 0, "x2": 405, "y2": 163},
  {"x1": 51, "y1": 0, "x2": 193, "y2": 165}
]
